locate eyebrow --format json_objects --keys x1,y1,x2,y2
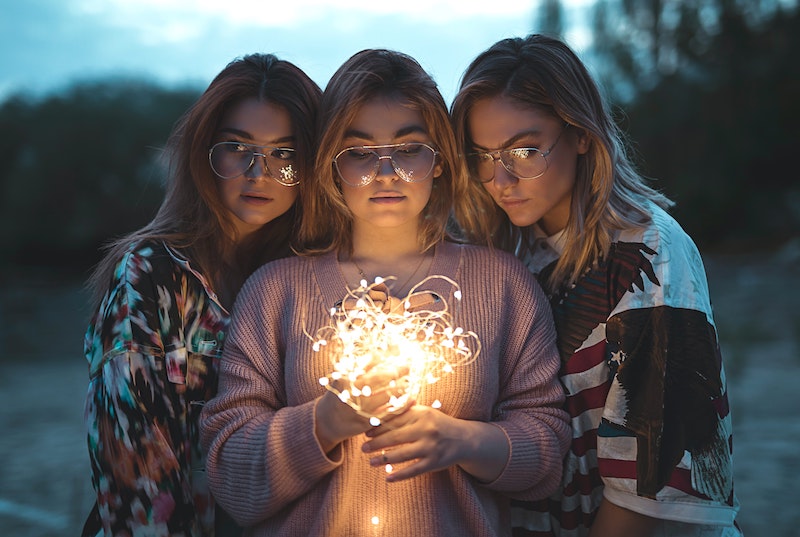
[
  {"x1": 217, "y1": 127, "x2": 295, "y2": 145},
  {"x1": 343, "y1": 124, "x2": 429, "y2": 143},
  {"x1": 471, "y1": 129, "x2": 545, "y2": 151}
]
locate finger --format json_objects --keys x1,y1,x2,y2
[
  {"x1": 369, "y1": 282, "x2": 391, "y2": 296},
  {"x1": 368, "y1": 448, "x2": 393, "y2": 467},
  {"x1": 364, "y1": 401, "x2": 417, "y2": 435},
  {"x1": 368, "y1": 446, "x2": 439, "y2": 482},
  {"x1": 361, "y1": 391, "x2": 415, "y2": 416},
  {"x1": 363, "y1": 421, "x2": 424, "y2": 457},
  {"x1": 385, "y1": 458, "x2": 434, "y2": 482},
  {"x1": 367, "y1": 443, "x2": 418, "y2": 468}
]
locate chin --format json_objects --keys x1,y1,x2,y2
[{"x1": 508, "y1": 215, "x2": 538, "y2": 228}]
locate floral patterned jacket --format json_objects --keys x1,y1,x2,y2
[{"x1": 82, "y1": 240, "x2": 230, "y2": 537}]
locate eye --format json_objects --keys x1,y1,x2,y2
[
  {"x1": 270, "y1": 148, "x2": 295, "y2": 160},
  {"x1": 508, "y1": 148, "x2": 535, "y2": 160},
  {"x1": 396, "y1": 143, "x2": 424, "y2": 156},
  {"x1": 217, "y1": 142, "x2": 251, "y2": 154},
  {"x1": 345, "y1": 148, "x2": 374, "y2": 160}
]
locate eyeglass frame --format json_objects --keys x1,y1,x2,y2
[
  {"x1": 332, "y1": 142, "x2": 439, "y2": 188},
  {"x1": 208, "y1": 141, "x2": 300, "y2": 186},
  {"x1": 468, "y1": 123, "x2": 569, "y2": 183}
]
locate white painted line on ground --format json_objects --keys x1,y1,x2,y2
[{"x1": 0, "y1": 498, "x2": 68, "y2": 530}]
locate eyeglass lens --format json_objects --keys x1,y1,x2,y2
[
  {"x1": 209, "y1": 142, "x2": 297, "y2": 185},
  {"x1": 473, "y1": 148, "x2": 546, "y2": 182},
  {"x1": 335, "y1": 143, "x2": 436, "y2": 187}
]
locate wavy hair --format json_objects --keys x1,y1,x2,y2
[
  {"x1": 88, "y1": 53, "x2": 321, "y2": 307},
  {"x1": 450, "y1": 34, "x2": 673, "y2": 293},
  {"x1": 298, "y1": 49, "x2": 465, "y2": 255}
]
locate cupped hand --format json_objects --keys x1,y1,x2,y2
[
  {"x1": 314, "y1": 381, "x2": 414, "y2": 454},
  {"x1": 360, "y1": 404, "x2": 468, "y2": 482}
]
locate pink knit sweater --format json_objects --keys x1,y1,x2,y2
[{"x1": 200, "y1": 241, "x2": 570, "y2": 536}]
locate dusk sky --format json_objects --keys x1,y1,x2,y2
[{"x1": 0, "y1": 0, "x2": 593, "y2": 105}]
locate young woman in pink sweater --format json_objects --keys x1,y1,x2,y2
[{"x1": 200, "y1": 49, "x2": 570, "y2": 536}]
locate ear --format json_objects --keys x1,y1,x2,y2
[
  {"x1": 432, "y1": 155, "x2": 444, "y2": 179},
  {"x1": 575, "y1": 128, "x2": 591, "y2": 155}
]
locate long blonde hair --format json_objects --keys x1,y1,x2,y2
[
  {"x1": 451, "y1": 34, "x2": 673, "y2": 293},
  {"x1": 298, "y1": 49, "x2": 466, "y2": 255},
  {"x1": 88, "y1": 53, "x2": 321, "y2": 308}
]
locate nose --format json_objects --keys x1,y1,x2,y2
[
  {"x1": 373, "y1": 154, "x2": 397, "y2": 183},
  {"x1": 244, "y1": 153, "x2": 270, "y2": 181},
  {"x1": 490, "y1": 156, "x2": 518, "y2": 189}
]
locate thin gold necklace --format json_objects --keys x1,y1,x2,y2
[{"x1": 352, "y1": 252, "x2": 429, "y2": 295}]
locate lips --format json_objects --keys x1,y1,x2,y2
[
  {"x1": 242, "y1": 192, "x2": 272, "y2": 201},
  {"x1": 369, "y1": 191, "x2": 405, "y2": 203},
  {"x1": 499, "y1": 197, "x2": 526, "y2": 208}
]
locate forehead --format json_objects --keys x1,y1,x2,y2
[
  {"x1": 344, "y1": 95, "x2": 429, "y2": 143},
  {"x1": 467, "y1": 96, "x2": 556, "y2": 146},
  {"x1": 217, "y1": 97, "x2": 293, "y2": 142}
]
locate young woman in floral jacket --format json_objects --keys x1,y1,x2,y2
[{"x1": 81, "y1": 53, "x2": 320, "y2": 537}]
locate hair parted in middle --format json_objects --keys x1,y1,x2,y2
[
  {"x1": 87, "y1": 53, "x2": 322, "y2": 308},
  {"x1": 298, "y1": 48, "x2": 466, "y2": 255}
]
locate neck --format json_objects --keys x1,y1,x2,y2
[
  {"x1": 344, "y1": 220, "x2": 432, "y2": 296},
  {"x1": 351, "y1": 219, "x2": 422, "y2": 264}
]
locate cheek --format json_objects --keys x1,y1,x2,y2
[
  {"x1": 482, "y1": 181, "x2": 503, "y2": 201},
  {"x1": 422, "y1": 179, "x2": 434, "y2": 196},
  {"x1": 418, "y1": 181, "x2": 435, "y2": 206},
  {"x1": 340, "y1": 186, "x2": 359, "y2": 208},
  {"x1": 270, "y1": 186, "x2": 300, "y2": 216},
  {"x1": 549, "y1": 157, "x2": 579, "y2": 195},
  {"x1": 216, "y1": 180, "x2": 237, "y2": 207},
  {"x1": 283, "y1": 187, "x2": 300, "y2": 204}
]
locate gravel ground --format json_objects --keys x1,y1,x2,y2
[{"x1": 1, "y1": 242, "x2": 798, "y2": 536}]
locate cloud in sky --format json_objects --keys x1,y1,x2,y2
[{"x1": 0, "y1": 0, "x2": 594, "y2": 104}]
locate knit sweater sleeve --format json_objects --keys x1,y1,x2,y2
[
  {"x1": 473, "y1": 248, "x2": 571, "y2": 500},
  {"x1": 199, "y1": 259, "x2": 339, "y2": 527}
]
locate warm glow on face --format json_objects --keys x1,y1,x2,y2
[{"x1": 311, "y1": 275, "x2": 480, "y2": 422}]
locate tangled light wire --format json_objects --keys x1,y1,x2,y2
[{"x1": 309, "y1": 275, "x2": 481, "y2": 425}]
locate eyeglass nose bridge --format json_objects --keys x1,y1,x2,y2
[
  {"x1": 483, "y1": 150, "x2": 520, "y2": 182},
  {"x1": 363, "y1": 150, "x2": 414, "y2": 184},
  {"x1": 244, "y1": 151, "x2": 275, "y2": 179},
  {"x1": 372, "y1": 153, "x2": 400, "y2": 178}
]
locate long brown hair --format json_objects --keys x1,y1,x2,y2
[
  {"x1": 298, "y1": 49, "x2": 465, "y2": 255},
  {"x1": 451, "y1": 34, "x2": 673, "y2": 293},
  {"x1": 88, "y1": 53, "x2": 321, "y2": 308}
]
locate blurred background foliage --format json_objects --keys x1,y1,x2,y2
[
  {"x1": 0, "y1": 81, "x2": 199, "y2": 273},
  {"x1": 1, "y1": 0, "x2": 797, "y2": 277}
]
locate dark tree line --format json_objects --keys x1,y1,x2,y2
[
  {"x1": 0, "y1": 80, "x2": 199, "y2": 272},
  {"x1": 1, "y1": 0, "x2": 797, "y2": 275},
  {"x1": 588, "y1": 0, "x2": 800, "y2": 250}
]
